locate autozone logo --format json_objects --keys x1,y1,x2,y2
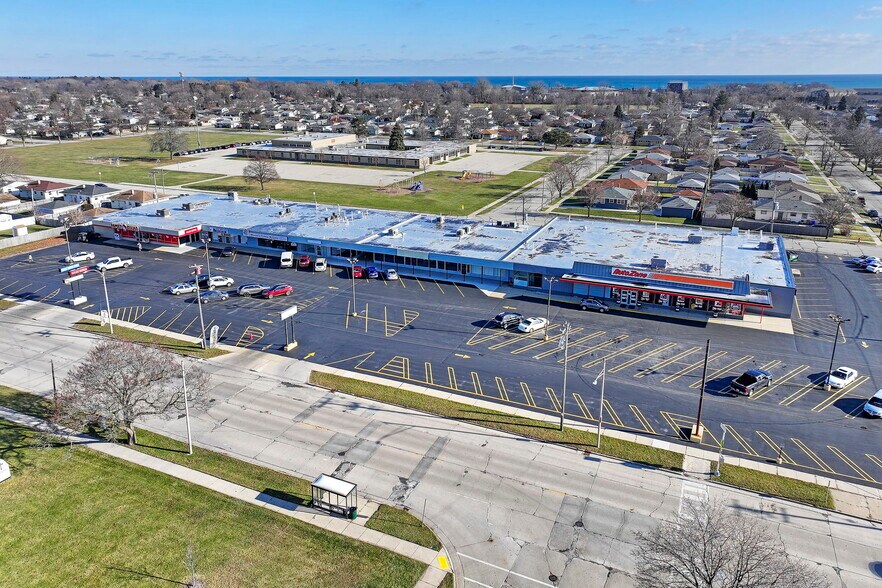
[{"x1": 611, "y1": 268, "x2": 649, "y2": 279}]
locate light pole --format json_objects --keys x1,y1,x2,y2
[
  {"x1": 97, "y1": 268, "x2": 113, "y2": 335},
  {"x1": 558, "y1": 321, "x2": 571, "y2": 431},
  {"x1": 193, "y1": 95, "x2": 201, "y2": 148},
  {"x1": 191, "y1": 264, "x2": 207, "y2": 349},
  {"x1": 825, "y1": 314, "x2": 850, "y2": 390},
  {"x1": 348, "y1": 257, "x2": 358, "y2": 316},
  {"x1": 182, "y1": 362, "x2": 193, "y2": 455},
  {"x1": 691, "y1": 339, "x2": 711, "y2": 442},
  {"x1": 543, "y1": 276, "x2": 557, "y2": 340},
  {"x1": 592, "y1": 357, "x2": 606, "y2": 448},
  {"x1": 202, "y1": 238, "x2": 212, "y2": 277},
  {"x1": 61, "y1": 218, "x2": 73, "y2": 261}
]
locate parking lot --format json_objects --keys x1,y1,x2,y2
[{"x1": 1, "y1": 241, "x2": 881, "y2": 487}]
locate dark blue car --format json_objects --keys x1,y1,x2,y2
[{"x1": 366, "y1": 266, "x2": 380, "y2": 278}]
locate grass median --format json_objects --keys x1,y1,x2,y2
[
  {"x1": 718, "y1": 463, "x2": 834, "y2": 510},
  {"x1": 73, "y1": 318, "x2": 228, "y2": 359},
  {"x1": 0, "y1": 299, "x2": 20, "y2": 311},
  {"x1": 0, "y1": 418, "x2": 426, "y2": 587},
  {"x1": 366, "y1": 504, "x2": 442, "y2": 551},
  {"x1": 309, "y1": 371, "x2": 683, "y2": 471}
]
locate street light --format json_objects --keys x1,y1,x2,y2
[
  {"x1": 61, "y1": 218, "x2": 73, "y2": 261},
  {"x1": 592, "y1": 356, "x2": 606, "y2": 447},
  {"x1": 825, "y1": 314, "x2": 850, "y2": 391},
  {"x1": 202, "y1": 238, "x2": 212, "y2": 277},
  {"x1": 347, "y1": 257, "x2": 359, "y2": 317},
  {"x1": 191, "y1": 264, "x2": 207, "y2": 349},
  {"x1": 181, "y1": 361, "x2": 193, "y2": 455},
  {"x1": 543, "y1": 276, "x2": 557, "y2": 340}
]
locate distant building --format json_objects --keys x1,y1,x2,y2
[{"x1": 667, "y1": 80, "x2": 688, "y2": 94}]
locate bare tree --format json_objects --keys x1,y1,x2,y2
[
  {"x1": 148, "y1": 126, "x2": 187, "y2": 160},
  {"x1": 546, "y1": 162, "x2": 570, "y2": 200},
  {"x1": 817, "y1": 140, "x2": 837, "y2": 175},
  {"x1": 773, "y1": 99, "x2": 800, "y2": 129},
  {"x1": 0, "y1": 151, "x2": 22, "y2": 184},
  {"x1": 752, "y1": 128, "x2": 784, "y2": 151},
  {"x1": 575, "y1": 183, "x2": 604, "y2": 217},
  {"x1": 558, "y1": 155, "x2": 583, "y2": 191},
  {"x1": 243, "y1": 154, "x2": 281, "y2": 190},
  {"x1": 816, "y1": 198, "x2": 854, "y2": 238},
  {"x1": 12, "y1": 123, "x2": 31, "y2": 146},
  {"x1": 57, "y1": 340, "x2": 210, "y2": 445},
  {"x1": 631, "y1": 188, "x2": 660, "y2": 222},
  {"x1": 653, "y1": 93, "x2": 683, "y2": 137},
  {"x1": 715, "y1": 194, "x2": 755, "y2": 228},
  {"x1": 635, "y1": 499, "x2": 829, "y2": 588}
]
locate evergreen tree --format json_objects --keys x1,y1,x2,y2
[
  {"x1": 837, "y1": 95, "x2": 848, "y2": 111},
  {"x1": 351, "y1": 117, "x2": 368, "y2": 138},
  {"x1": 388, "y1": 123, "x2": 406, "y2": 150},
  {"x1": 851, "y1": 106, "x2": 866, "y2": 126},
  {"x1": 613, "y1": 104, "x2": 624, "y2": 119}
]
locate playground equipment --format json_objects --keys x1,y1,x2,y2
[
  {"x1": 460, "y1": 171, "x2": 471, "y2": 180},
  {"x1": 409, "y1": 181, "x2": 424, "y2": 192}
]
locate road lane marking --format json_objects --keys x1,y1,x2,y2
[
  {"x1": 751, "y1": 365, "x2": 809, "y2": 400},
  {"x1": 609, "y1": 342, "x2": 677, "y2": 373},
  {"x1": 433, "y1": 280, "x2": 444, "y2": 293},
  {"x1": 827, "y1": 446, "x2": 875, "y2": 482},
  {"x1": 790, "y1": 438, "x2": 834, "y2": 473},
  {"x1": 794, "y1": 295, "x2": 802, "y2": 319},
  {"x1": 662, "y1": 351, "x2": 727, "y2": 384},
  {"x1": 629, "y1": 405, "x2": 656, "y2": 433},
  {"x1": 756, "y1": 431, "x2": 793, "y2": 464},
  {"x1": 424, "y1": 363, "x2": 433, "y2": 385},
  {"x1": 466, "y1": 320, "x2": 504, "y2": 347},
  {"x1": 520, "y1": 382, "x2": 536, "y2": 407},
  {"x1": 546, "y1": 387, "x2": 562, "y2": 412},
  {"x1": 457, "y1": 553, "x2": 555, "y2": 588},
  {"x1": 414, "y1": 277, "x2": 426, "y2": 291},
  {"x1": 635, "y1": 346, "x2": 701, "y2": 378},
  {"x1": 219, "y1": 322, "x2": 232, "y2": 340},
  {"x1": 688, "y1": 355, "x2": 753, "y2": 389}
]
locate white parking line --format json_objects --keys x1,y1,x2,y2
[
  {"x1": 458, "y1": 553, "x2": 555, "y2": 587},
  {"x1": 464, "y1": 578, "x2": 494, "y2": 588}
]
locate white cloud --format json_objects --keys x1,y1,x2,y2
[{"x1": 856, "y1": 5, "x2": 882, "y2": 19}]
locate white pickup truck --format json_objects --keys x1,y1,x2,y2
[{"x1": 96, "y1": 256, "x2": 133, "y2": 271}]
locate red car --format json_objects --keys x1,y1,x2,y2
[
  {"x1": 352, "y1": 265, "x2": 364, "y2": 278},
  {"x1": 298, "y1": 254, "x2": 311, "y2": 268},
  {"x1": 261, "y1": 283, "x2": 293, "y2": 299}
]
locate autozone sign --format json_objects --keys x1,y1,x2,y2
[
  {"x1": 67, "y1": 266, "x2": 89, "y2": 277},
  {"x1": 611, "y1": 267, "x2": 734, "y2": 290}
]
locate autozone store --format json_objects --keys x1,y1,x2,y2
[
  {"x1": 103, "y1": 222, "x2": 202, "y2": 246},
  {"x1": 560, "y1": 264, "x2": 781, "y2": 319}
]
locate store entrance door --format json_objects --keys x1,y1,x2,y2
[{"x1": 620, "y1": 289, "x2": 638, "y2": 308}]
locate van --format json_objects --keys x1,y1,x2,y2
[
  {"x1": 280, "y1": 251, "x2": 294, "y2": 268},
  {"x1": 314, "y1": 257, "x2": 328, "y2": 272}
]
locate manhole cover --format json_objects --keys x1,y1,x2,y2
[
  {"x1": 548, "y1": 574, "x2": 559, "y2": 583},
  {"x1": 574, "y1": 521, "x2": 584, "y2": 527}
]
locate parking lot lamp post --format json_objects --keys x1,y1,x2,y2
[
  {"x1": 691, "y1": 338, "x2": 711, "y2": 442},
  {"x1": 61, "y1": 218, "x2": 73, "y2": 261},
  {"x1": 96, "y1": 268, "x2": 114, "y2": 335},
  {"x1": 559, "y1": 322, "x2": 571, "y2": 431},
  {"x1": 825, "y1": 314, "x2": 850, "y2": 391},
  {"x1": 202, "y1": 238, "x2": 212, "y2": 277},
  {"x1": 182, "y1": 362, "x2": 193, "y2": 455},
  {"x1": 592, "y1": 355, "x2": 606, "y2": 447},
  {"x1": 191, "y1": 264, "x2": 207, "y2": 349},
  {"x1": 348, "y1": 257, "x2": 358, "y2": 317},
  {"x1": 543, "y1": 276, "x2": 557, "y2": 340}
]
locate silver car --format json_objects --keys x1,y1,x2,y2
[{"x1": 168, "y1": 283, "x2": 198, "y2": 296}]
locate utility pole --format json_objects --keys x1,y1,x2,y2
[
  {"x1": 825, "y1": 314, "x2": 850, "y2": 390},
  {"x1": 150, "y1": 170, "x2": 159, "y2": 200},
  {"x1": 558, "y1": 322, "x2": 571, "y2": 431},
  {"x1": 593, "y1": 357, "x2": 606, "y2": 447},
  {"x1": 191, "y1": 264, "x2": 207, "y2": 349},
  {"x1": 202, "y1": 238, "x2": 212, "y2": 277},
  {"x1": 61, "y1": 218, "x2": 73, "y2": 261},
  {"x1": 348, "y1": 257, "x2": 359, "y2": 316},
  {"x1": 543, "y1": 276, "x2": 557, "y2": 340},
  {"x1": 691, "y1": 339, "x2": 710, "y2": 442},
  {"x1": 98, "y1": 268, "x2": 113, "y2": 335},
  {"x1": 182, "y1": 362, "x2": 193, "y2": 455},
  {"x1": 713, "y1": 425, "x2": 728, "y2": 477}
]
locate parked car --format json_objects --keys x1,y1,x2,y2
[
  {"x1": 352, "y1": 265, "x2": 364, "y2": 278},
  {"x1": 856, "y1": 257, "x2": 881, "y2": 267},
  {"x1": 201, "y1": 275, "x2": 234, "y2": 289},
  {"x1": 314, "y1": 257, "x2": 328, "y2": 272},
  {"x1": 730, "y1": 369, "x2": 773, "y2": 397},
  {"x1": 168, "y1": 283, "x2": 198, "y2": 296},
  {"x1": 869, "y1": 210, "x2": 879, "y2": 218},
  {"x1": 298, "y1": 254, "x2": 311, "y2": 268},
  {"x1": 262, "y1": 283, "x2": 293, "y2": 299},
  {"x1": 849, "y1": 188, "x2": 858, "y2": 196},
  {"x1": 580, "y1": 298, "x2": 609, "y2": 313},
  {"x1": 237, "y1": 283, "x2": 269, "y2": 296},
  {"x1": 199, "y1": 290, "x2": 228, "y2": 304},
  {"x1": 826, "y1": 366, "x2": 858, "y2": 389},
  {"x1": 366, "y1": 266, "x2": 380, "y2": 279},
  {"x1": 518, "y1": 317, "x2": 548, "y2": 333},
  {"x1": 866, "y1": 264, "x2": 882, "y2": 273},
  {"x1": 221, "y1": 246, "x2": 236, "y2": 257},
  {"x1": 493, "y1": 312, "x2": 523, "y2": 329},
  {"x1": 862, "y1": 390, "x2": 882, "y2": 417},
  {"x1": 64, "y1": 251, "x2": 95, "y2": 263},
  {"x1": 385, "y1": 268, "x2": 399, "y2": 280},
  {"x1": 280, "y1": 251, "x2": 294, "y2": 268},
  {"x1": 849, "y1": 255, "x2": 873, "y2": 264},
  {"x1": 96, "y1": 256, "x2": 133, "y2": 271}
]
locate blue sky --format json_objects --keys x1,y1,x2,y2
[{"x1": 4, "y1": 0, "x2": 882, "y2": 76}]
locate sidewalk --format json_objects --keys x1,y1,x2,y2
[{"x1": 0, "y1": 405, "x2": 450, "y2": 588}]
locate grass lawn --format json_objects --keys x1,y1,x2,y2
[
  {"x1": 309, "y1": 371, "x2": 683, "y2": 471},
  {"x1": 0, "y1": 419, "x2": 426, "y2": 587},
  {"x1": 14, "y1": 132, "x2": 275, "y2": 186},
  {"x1": 366, "y1": 505, "x2": 442, "y2": 551},
  {"x1": 521, "y1": 156, "x2": 561, "y2": 172},
  {"x1": 73, "y1": 319, "x2": 228, "y2": 359},
  {"x1": 191, "y1": 170, "x2": 538, "y2": 215},
  {"x1": 0, "y1": 299, "x2": 19, "y2": 311},
  {"x1": 718, "y1": 464, "x2": 833, "y2": 510},
  {"x1": 556, "y1": 207, "x2": 691, "y2": 225},
  {"x1": 0, "y1": 224, "x2": 52, "y2": 238}
]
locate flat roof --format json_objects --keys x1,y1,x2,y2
[{"x1": 95, "y1": 193, "x2": 790, "y2": 286}]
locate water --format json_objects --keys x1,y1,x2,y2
[{"x1": 157, "y1": 74, "x2": 882, "y2": 89}]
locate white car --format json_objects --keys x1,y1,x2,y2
[
  {"x1": 385, "y1": 268, "x2": 399, "y2": 280},
  {"x1": 862, "y1": 389, "x2": 882, "y2": 417},
  {"x1": 866, "y1": 264, "x2": 882, "y2": 273},
  {"x1": 64, "y1": 251, "x2": 95, "y2": 263},
  {"x1": 168, "y1": 283, "x2": 198, "y2": 296},
  {"x1": 313, "y1": 257, "x2": 328, "y2": 272},
  {"x1": 518, "y1": 317, "x2": 548, "y2": 333},
  {"x1": 204, "y1": 275, "x2": 234, "y2": 289},
  {"x1": 856, "y1": 257, "x2": 881, "y2": 267},
  {"x1": 826, "y1": 366, "x2": 858, "y2": 389}
]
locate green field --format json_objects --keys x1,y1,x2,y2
[
  {"x1": 14, "y1": 132, "x2": 277, "y2": 186},
  {"x1": 192, "y1": 170, "x2": 538, "y2": 215},
  {"x1": 0, "y1": 418, "x2": 426, "y2": 588},
  {"x1": 521, "y1": 156, "x2": 561, "y2": 172}
]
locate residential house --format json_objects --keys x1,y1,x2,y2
[
  {"x1": 0, "y1": 180, "x2": 26, "y2": 194},
  {"x1": 758, "y1": 171, "x2": 808, "y2": 184},
  {"x1": 626, "y1": 163, "x2": 673, "y2": 182},
  {"x1": 109, "y1": 189, "x2": 163, "y2": 209},
  {"x1": 672, "y1": 189, "x2": 704, "y2": 200},
  {"x1": 754, "y1": 197, "x2": 818, "y2": 224},
  {"x1": 34, "y1": 199, "x2": 82, "y2": 223},
  {"x1": 758, "y1": 187, "x2": 824, "y2": 206},
  {"x1": 62, "y1": 184, "x2": 121, "y2": 207},
  {"x1": 608, "y1": 169, "x2": 650, "y2": 182},
  {"x1": 18, "y1": 180, "x2": 73, "y2": 201},
  {"x1": 602, "y1": 178, "x2": 649, "y2": 191},
  {"x1": 635, "y1": 134, "x2": 666, "y2": 147},
  {"x1": 659, "y1": 196, "x2": 698, "y2": 219},
  {"x1": 597, "y1": 186, "x2": 638, "y2": 209}
]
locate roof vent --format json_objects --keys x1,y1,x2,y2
[
  {"x1": 456, "y1": 228, "x2": 467, "y2": 238},
  {"x1": 758, "y1": 241, "x2": 774, "y2": 251},
  {"x1": 700, "y1": 263, "x2": 713, "y2": 272},
  {"x1": 156, "y1": 208, "x2": 171, "y2": 218},
  {"x1": 182, "y1": 201, "x2": 209, "y2": 212},
  {"x1": 687, "y1": 234, "x2": 702, "y2": 244},
  {"x1": 388, "y1": 227, "x2": 401, "y2": 237},
  {"x1": 650, "y1": 257, "x2": 667, "y2": 269}
]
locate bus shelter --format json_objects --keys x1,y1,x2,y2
[{"x1": 311, "y1": 474, "x2": 357, "y2": 519}]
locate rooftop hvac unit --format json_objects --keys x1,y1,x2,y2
[
  {"x1": 650, "y1": 257, "x2": 667, "y2": 269},
  {"x1": 758, "y1": 241, "x2": 774, "y2": 251},
  {"x1": 156, "y1": 208, "x2": 171, "y2": 218},
  {"x1": 456, "y1": 228, "x2": 466, "y2": 238},
  {"x1": 687, "y1": 234, "x2": 702, "y2": 244},
  {"x1": 700, "y1": 263, "x2": 713, "y2": 272},
  {"x1": 462, "y1": 224, "x2": 471, "y2": 234},
  {"x1": 436, "y1": 215, "x2": 445, "y2": 227},
  {"x1": 388, "y1": 227, "x2": 401, "y2": 237},
  {"x1": 228, "y1": 191, "x2": 239, "y2": 201},
  {"x1": 182, "y1": 201, "x2": 210, "y2": 212}
]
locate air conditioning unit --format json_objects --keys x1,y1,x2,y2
[
  {"x1": 456, "y1": 228, "x2": 466, "y2": 238},
  {"x1": 758, "y1": 241, "x2": 774, "y2": 251},
  {"x1": 156, "y1": 208, "x2": 171, "y2": 217},
  {"x1": 388, "y1": 227, "x2": 401, "y2": 237},
  {"x1": 650, "y1": 257, "x2": 667, "y2": 269},
  {"x1": 687, "y1": 234, "x2": 702, "y2": 244},
  {"x1": 228, "y1": 191, "x2": 239, "y2": 201}
]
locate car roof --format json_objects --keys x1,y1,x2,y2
[
  {"x1": 743, "y1": 369, "x2": 772, "y2": 377},
  {"x1": 871, "y1": 389, "x2": 882, "y2": 400}
]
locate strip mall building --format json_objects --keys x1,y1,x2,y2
[{"x1": 92, "y1": 192, "x2": 796, "y2": 319}]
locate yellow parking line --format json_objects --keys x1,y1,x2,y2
[
  {"x1": 602, "y1": 400, "x2": 622, "y2": 426},
  {"x1": 364, "y1": 303, "x2": 369, "y2": 333},
  {"x1": 866, "y1": 454, "x2": 882, "y2": 471},
  {"x1": 424, "y1": 362, "x2": 433, "y2": 385},
  {"x1": 629, "y1": 405, "x2": 655, "y2": 433},
  {"x1": 162, "y1": 310, "x2": 184, "y2": 330},
  {"x1": 453, "y1": 283, "x2": 465, "y2": 297},
  {"x1": 723, "y1": 425, "x2": 759, "y2": 456},
  {"x1": 414, "y1": 277, "x2": 426, "y2": 291},
  {"x1": 219, "y1": 322, "x2": 232, "y2": 340},
  {"x1": 495, "y1": 377, "x2": 509, "y2": 401},
  {"x1": 447, "y1": 366, "x2": 458, "y2": 390},
  {"x1": 662, "y1": 351, "x2": 727, "y2": 384},
  {"x1": 546, "y1": 387, "x2": 562, "y2": 412},
  {"x1": 779, "y1": 375, "x2": 826, "y2": 406},
  {"x1": 660, "y1": 411, "x2": 688, "y2": 440},
  {"x1": 471, "y1": 371, "x2": 483, "y2": 395},
  {"x1": 790, "y1": 438, "x2": 834, "y2": 473},
  {"x1": 581, "y1": 338, "x2": 652, "y2": 369},
  {"x1": 398, "y1": 277, "x2": 406, "y2": 288},
  {"x1": 635, "y1": 346, "x2": 701, "y2": 378},
  {"x1": 760, "y1": 359, "x2": 781, "y2": 371},
  {"x1": 811, "y1": 376, "x2": 868, "y2": 412},
  {"x1": 181, "y1": 316, "x2": 198, "y2": 335},
  {"x1": 688, "y1": 355, "x2": 753, "y2": 388},
  {"x1": 562, "y1": 334, "x2": 628, "y2": 363},
  {"x1": 433, "y1": 280, "x2": 445, "y2": 293},
  {"x1": 827, "y1": 446, "x2": 875, "y2": 482},
  {"x1": 533, "y1": 328, "x2": 598, "y2": 359},
  {"x1": 756, "y1": 431, "x2": 794, "y2": 463},
  {"x1": 610, "y1": 342, "x2": 676, "y2": 373},
  {"x1": 572, "y1": 393, "x2": 594, "y2": 420},
  {"x1": 520, "y1": 382, "x2": 536, "y2": 407},
  {"x1": 751, "y1": 365, "x2": 809, "y2": 400},
  {"x1": 489, "y1": 324, "x2": 560, "y2": 350}
]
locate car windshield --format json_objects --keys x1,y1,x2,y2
[
  {"x1": 735, "y1": 374, "x2": 757, "y2": 385},
  {"x1": 831, "y1": 370, "x2": 848, "y2": 379},
  {"x1": 869, "y1": 397, "x2": 882, "y2": 407}
]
